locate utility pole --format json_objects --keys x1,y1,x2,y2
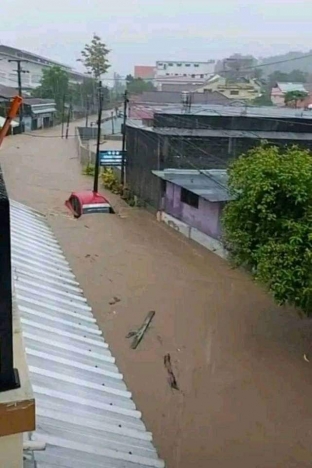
[
  {"x1": 8, "y1": 59, "x2": 29, "y2": 133},
  {"x1": 85, "y1": 97, "x2": 89, "y2": 128},
  {"x1": 65, "y1": 98, "x2": 72, "y2": 140},
  {"x1": 93, "y1": 82, "x2": 103, "y2": 194},
  {"x1": 61, "y1": 94, "x2": 66, "y2": 138},
  {"x1": 121, "y1": 90, "x2": 129, "y2": 186},
  {"x1": 111, "y1": 111, "x2": 115, "y2": 134}
]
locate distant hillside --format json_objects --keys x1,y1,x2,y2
[{"x1": 260, "y1": 51, "x2": 312, "y2": 76}]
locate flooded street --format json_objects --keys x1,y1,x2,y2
[{"x1": 2, "y1": 122, "x2": 312, "y2": 467}]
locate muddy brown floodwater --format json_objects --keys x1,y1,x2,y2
[{"x1": 2, "y1": 121, "x2": 312, "y2": 467}]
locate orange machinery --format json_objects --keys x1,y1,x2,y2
[{"x1": 0, "y1": 96, "x2": 23, "y2": 148}]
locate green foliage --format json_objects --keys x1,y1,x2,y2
[
  {"x1": 284, "y1": 90, "x2": 308, "y2": 106},
  {"x1": 69, "y1": 78, "x2": 110, "y2": 110},
  {"x1": 78, "y1": 34, "x2": 110, "y2": 79},
  {"x1": 223, "y1": 144, "x2": 312, "y2": 314},
  {"x1": 32, "y1": 66, "x2": 69, "y2": 114},
  {"x1": 126, "y1": 76, "x2": 155, "y2": 95},
  {"x1": 101, "y1": 168, "x2": 122, "y2": 194},
  {"x1": 252, "y1": 91, "x2": 273, "y2": 106},
  {"x1": 82, "y1": 162, "x2": 95, "y2": 176},
  {"x1": 267, "y1": 69, "x2": 308, "y2": 88},
  {"x1": 32, "y1": 70, "x2": 111, "y2": 119},
  {"x1": 70, "y1": 77, "x2": 97, "y2": 108}
]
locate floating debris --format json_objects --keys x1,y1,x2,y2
[
  {"x1": 109, "y1": 296, "x2": 121, "y2": 305},
  {"x1": 126, "y1": 311, "x2": 155, "y2": 349},
  {"x1": 164, "y1": 353, "x2": 179, "y2": 391}
]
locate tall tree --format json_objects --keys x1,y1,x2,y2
[
  {"x1": 69, "y1": 78, "x2": 97, "y2": 108},
  {"x1": 32, "y1": 66, "x2": 69, "y2": 113},
  {"x1": 126, "y1": 77, "x2": 155, "y2": 95},
  {"x1": 69, "y1": 79, "x2": 110, "y2": 111},
  {"x1": 78, "y1": 34, "x2": 110, "y2": 79},
  {"x1": 223, "y1": 143, "x2": 312, "y2": 314}
]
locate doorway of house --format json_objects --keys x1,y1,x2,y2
[{"x1": 43, "y1": 117, "x2": 50, "y2": 128}]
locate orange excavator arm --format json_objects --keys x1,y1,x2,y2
[{"x1": 0, "y1": 96, "x2": 23, "y2": 148}]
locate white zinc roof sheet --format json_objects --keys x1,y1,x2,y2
[
  {"x1": 277, "y1": 82, "x2": 307, "y2": 94},
  {"x1": 10, "y1": 200, "x2": 165, "y2": 468},
  {"x1": 0, "y1": 115, "x2": 19, "y2": 128}
]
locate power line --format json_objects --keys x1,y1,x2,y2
[
  {"x1": 125, "y1": 118, "x2": 230, "y2": 191},
  {"x1": 156, "y1": 104, "x2": 312, "y2": 129},
  {"x1": 126, "y1": 117, "x2": 229, "y2": 169}
]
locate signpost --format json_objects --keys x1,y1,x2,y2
[{"x1": 100, "y1": 150, "x2": 126, "y2": 167}]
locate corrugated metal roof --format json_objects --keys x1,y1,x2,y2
[
  {"x1": 0, "y1": 115, "x2": 19, "y2": 128},
  {"x1": 10, "y1": 201, "x2": 164, "y2": 468},
  {"x1": 32, "y1": 107, "x2": 56, "y2": 115},
  {"x1": 24, "y1": 98, "x2": 56, "y2": 106},
  {"x1": 138, "y1": 126, "x2": 312, "y2": 141},
  {"x1": 131, "y1": 91, "x2": 229, "y2": 105},
  {"x1": 152, "y1": 169, "x2": 231, "y2": 202},
  {"x1": 0, "y1": 84, "x2": 19, "y2": 99},
  {"x1": 277, "y1": 82, "x2": 307, "y2": 93},
  {"x1": 156, "y1": 104, "x2": 312, "y2": 119}
]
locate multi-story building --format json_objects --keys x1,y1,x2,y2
[
  {"x1": 156, "y1": 60, "x2": 215, "y2": 78},
  {"x1": 154, "y1": 60, "x2": 215, "y2": 91},
  {"x1": 0, "y1": 44, "x2": 88, "y2": 91},
  {"x1": 196, "y1": 75, "x2": 262, "y2": 101}
]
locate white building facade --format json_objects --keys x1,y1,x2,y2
[
  {"x1": 155, "y1": 60, "x2": 216, "y2": 79},
  {"x1": 154, "y1": 60, "x2": 216, "y2": 91},
  {"x1": 0, "y1": 44, "x2": 87, "y2": 91}
]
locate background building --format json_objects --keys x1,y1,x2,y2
[
  {"x1": 154, "y1": 60, "x2": 216, "y2": 91},
  {"x1": 155, "y1": 60, "x2": 215, "y2": 78},
  {"x1": 0, "y1": 44, "x2": 87, "y2": 90},
  {"x1": 23, "y1": 98, "x2": 56, "y2": 131},
  {"x1": 128, "y1": 90, "x2": 230, "y2": 125},
  {"x1": 271, "y1": 82, "x2": 308, "y2": 106},
  {"x1": 134, "y1": 66, "x2": 156, "y2": 81},
  {"x1": 196, "y1": 75, "x2": 261, "y2": 101},
  {"x1": 152, "y1": 168, "x2": 230, "y2": 241},
  {"x1": 126, "y1": 105, "x2": 312, "y2": 210}
]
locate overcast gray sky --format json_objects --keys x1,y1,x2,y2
[{"x1": 1, "y1": 0, "x2": 312, "y2": 77}]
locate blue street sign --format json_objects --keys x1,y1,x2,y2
[{"x1": 99, "y1": 150, "x2": 126, "y2": 167}]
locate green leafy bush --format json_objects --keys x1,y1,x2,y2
[
  {"x1": 82, "y1": 163, "x2": 95, "y2": 176},
  {"x1": 101, "y1": 168, "x2": 122, "y2": 194},
  {"x1": 223, "y1": 143, "x2": 312, "y2": 314}
]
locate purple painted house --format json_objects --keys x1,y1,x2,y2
[{"x1": 153, "y1": 169, "x2": 231, "y2": 241}]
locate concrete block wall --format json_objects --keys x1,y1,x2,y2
[
  {"x1": 75, "y1": 127, "x2": 96, "y2": 165},
  {"x1": 159, "y1": 211, "x2": 228, "y2": 259}
]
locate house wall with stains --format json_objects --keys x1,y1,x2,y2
[{"x1": 164, "y1": 181, "x2": 223, "y2": 239}]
